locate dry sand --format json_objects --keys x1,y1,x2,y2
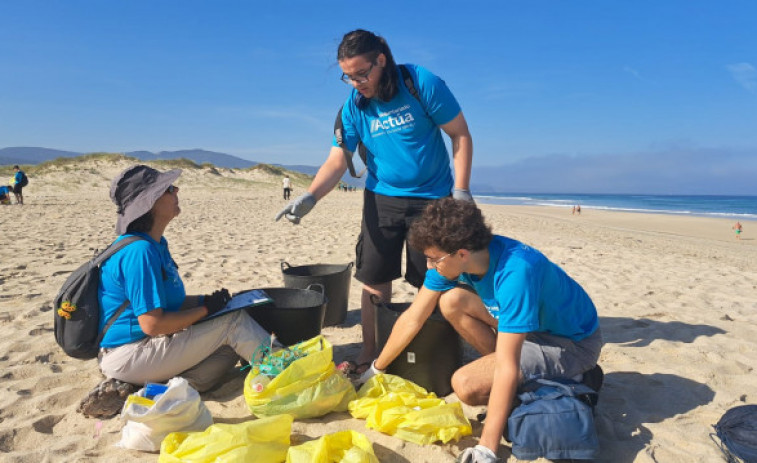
[{"x1": 1, "y1": 159, "x2": 755, "y2": 462}]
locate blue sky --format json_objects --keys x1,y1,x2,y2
[{"x1": 1, "y1": 1, "x2": 756, "y2": 193}]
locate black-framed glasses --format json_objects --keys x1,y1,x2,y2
[
  {"x1": 165, "y1": 185, "x2": 177, "y2": 194},
  {"x1": 426, "y1": 251, "x2": 454, "y2": 268},
  {"x1": 340, "y1": 62, "x2": 375, "y2": 85}
]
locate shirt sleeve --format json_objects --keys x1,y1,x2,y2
[
  {"x1": 414, "y1": 65, "x2": 461, "y2": 126},
  {"x1": 422, "y1": 268, "x2": 459, "y2": 292},
  {"x1": 119, "y1": 243, "x2": 167, "y2": 317},
  {"x1": 331, "y1": 96, "x2": 361, "y2": 152}
]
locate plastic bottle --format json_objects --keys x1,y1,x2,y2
[{"x1": 250, "y1": 374, "x2": 271, "y2": 393}]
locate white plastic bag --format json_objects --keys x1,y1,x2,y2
[{"x1": 117, "y1": 377, "x2": 213, "y2": 452}]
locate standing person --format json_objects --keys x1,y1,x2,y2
[
  {"x1": 11, "y1": 165, "x2": 27, "y2": 205},
  {"x1": 358, "y1": 198, "x2": 602, "y2": 461},
  {"x1": 78, "y1": 165, "x2": 271, "y2": 418},
  {"x1": 282, "y1": 175, "x2": 292, "y2": 200},
  {"x1": 275, "y1": 29, "x2": 473, "y2": 371},
  {"x1": 733, "y1": 221, "x2": 743, "y2": 240}
]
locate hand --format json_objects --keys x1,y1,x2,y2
[
  {"x1": 452, "y1": 188, "x2": 474, "y2": 202},
  {"x1": 456, "y1": 445, "x2": 499, "y2": 463},
  {"x1": 356, "y1": 360, "x2": 385, "y2": 386},
  {"x1": 204, "y1": 288, "x2": 231, "y2": 316},
  {"x1": 275, "y1": 192, "x2": 317, "y2": 224}
]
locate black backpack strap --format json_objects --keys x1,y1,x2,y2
[
  {"x1": 95, "y1": 300, "x2": 130, "y2": 348},
  {"x1": 334, "y1": 105, "x2": 367, "y2": 178},
  {"x1": 92, "y1": 235, "x2": 145, "y2": 343},
  {"x1": 399, "y1": 64, "x2": 428, "y2": 117}
]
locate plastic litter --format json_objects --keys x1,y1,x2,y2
[
  {"x1": 349, "y1": 374, "x2": 472, "y2": 445},
  {"x1": 159, "y1": 414, "x2": 293, "y2": 463},
  {"x1": 286, "y1": 430, "x2": 379, "y2": 463}
]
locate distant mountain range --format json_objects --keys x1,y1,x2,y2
[{"x1": 0, "y1": 147, "x2": 355, "y2": 186}]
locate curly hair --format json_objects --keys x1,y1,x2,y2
[{"x1": 409, "y1": 198, "x2": 493, "y2": 253}]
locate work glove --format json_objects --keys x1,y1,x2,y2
[
  {"x1": 452, "y1": 188, "x2": 474, "y2": 202},
  {"x1": 204, "y1": 288, "x2": 232, "y2": 316},
  {"x1": 275, "y1": 192, "x2": 317, "y2": 225},
  {"x1": 356, "y1": 360, "x2": 385, "y2": 386},
  {"x1": 456, "y1": 445, "x2": 499, "y2": 463}
]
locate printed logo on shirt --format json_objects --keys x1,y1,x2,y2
[
  {"x1": 485, "y1": 304, "x2": 500, "y2": 318},
  {"x1": 370, "y1": 104, "x2": 415, "y2": 136}
]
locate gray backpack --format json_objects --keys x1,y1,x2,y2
[{"x1": 53, "y1": 236, "x2": 144, "y2": 359}]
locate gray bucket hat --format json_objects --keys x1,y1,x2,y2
[{"x1": 110, "y1": 165, "x2": 182, "y2": 235}]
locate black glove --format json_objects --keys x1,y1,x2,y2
[{"x1": 204, "y1": 288, "x2": 231, "y2": 316}]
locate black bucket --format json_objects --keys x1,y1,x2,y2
[
  {"x1": 245, "y1": 284, "x2": 327, "y2": 346},
  {"x1": 281, "y1": 261, "x2": 353, "y2": 327},
  {"x1": 374, "y1": 299, "x2": 462, "y2": 396}
]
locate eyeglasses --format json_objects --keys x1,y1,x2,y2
[
  {"x1": 426, "y1": 252, "x2": 454, "y2": 268},
  {"x1": 165, "y1": 185, "x2": 178, "y2": 194},
  {"x1": 340, "y1": 62, "x2": 375, "y2": 85}
]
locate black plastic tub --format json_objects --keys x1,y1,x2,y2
[
  {"x1": 245, "y1": 285, "x2": 327, "y2": 346},
  {"x1": 375, "y1": 300, "x2": 462, "y2": 396},
  {"x1": 281, "y1": 261, "x2": 353, "y2": 327}
]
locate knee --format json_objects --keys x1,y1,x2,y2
[
  {"x1": 451, "y1": 369, "x2": 487, "y2": 405},
  {"x1": 438, "y1": 289, "x2": 468, "y2": 321}
]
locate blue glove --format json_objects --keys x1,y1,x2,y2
[
  {"x1": 275, "y1": 192, "x2": 317, "y2": 224},
  {"x1": 456, "y1": 445, "x2": 499, "y2": 463},
  {"x1": 356, "y1": 360, "x2": 385, "y2": 386},
  {"x1": 452, "y1": 188, "x2": 474, "y2": 202}
]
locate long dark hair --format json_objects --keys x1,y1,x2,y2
[
  {"x1": 337, "y1": 29, "x2": 399, "y2": 103},
  {"x1": 127, "y1": 211, "x2": 154, "y2": 234}
]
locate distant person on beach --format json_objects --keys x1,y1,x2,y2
[
  {"x1": 0, "y1": 185, "x2": 11, "y2": 205},
  {"x1": 78, "y1": 165, "x2": 270, "y2": 418},
  {"x1": 11, "y1": 165, "x2": 27, "y2": 205},
  {"x1": 282, "y1": 175, "x2": 292, "y2": 200},
  {"x1": 357, "y1": 198, "x2": 603, "y2": 462},
  {"x1": 733, "y1": 221, "x2": 743, "y2": 240},
  {"x1": 275, "y1": 29, "x2": 473, "y2": 373}
]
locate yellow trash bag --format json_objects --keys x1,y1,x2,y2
[
  {"x1": 244, "y1": 335, "x2": 357, "y2": 419},
  {"x1": 286, "y1": 430, "x2": 379, "y2": 463},
  {"x1": 349, "y1": 374, "x2": 472, "y2": 445},
  {"x1": 158, "y1": 414, "x2": 293, "y2": 463}
]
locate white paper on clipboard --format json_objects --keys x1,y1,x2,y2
[{"x1": 204, "y1": 289, "x2": 273, "y2": 320}]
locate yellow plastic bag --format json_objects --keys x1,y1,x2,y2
[
  {"x1": 286, "y1": 430, "x2": 379, "y2": 463},
  {"x1": 349, "y1": 374, "x2": 472, "y2": 445},
  {"x1": 244, "y1": 335, "x2": 357, "y2": 419},
  {"x1": 158, "y1": 414, "x2": 293, "y2": 463}
]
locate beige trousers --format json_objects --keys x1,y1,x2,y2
[{"x1": 99, "y1": 310, "x2": 269, "y2": 391}]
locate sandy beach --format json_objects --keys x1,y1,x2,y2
[{"x1": 1, "y1": 158, "x2": 755, "y2": 462}]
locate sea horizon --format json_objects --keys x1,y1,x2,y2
[{"x1": 474, "y1": 193, "x2": 757, "y2": 222}]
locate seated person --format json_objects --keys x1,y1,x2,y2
[
  {"x1": 0, "y1": 185, "x2": 10, "y2": 205},
  {"x1": 359, "y1": 198, "x2": 602, "y2": 462},
  {"x1": 79, "y1": 165, "x2": 271, "y2": 418}
]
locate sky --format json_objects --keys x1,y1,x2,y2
[{"x1": 1, "y1": 1, "x2": 756, "y2": 194}]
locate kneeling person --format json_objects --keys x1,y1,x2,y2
[{"x1": 360, "y1": 198, "x2": 602, "y2": 460}]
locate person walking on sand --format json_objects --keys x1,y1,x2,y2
[
  {"x1": 733, "y1": 221, "x2": 743, "y2": 240},
  {"x1": 358, "y1": 198, "x2": 603, "y2": 462},
  {"x1": 275, "y1": 29, "x2": 473, "y2": 373},
  {"x1": 282, "y1": 175, "x2": 292, "y2": 200}
]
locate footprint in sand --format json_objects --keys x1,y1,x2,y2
[{"x1": 32, "y1": 414, "x2": 65, "y2": 434}]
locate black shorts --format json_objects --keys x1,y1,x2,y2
[
  {"x1": 354, "y1": 190, "x2": 437, "y2": 288},
  {"x1": 12, "y1": 184, "x2": 22, "y2": 194}
]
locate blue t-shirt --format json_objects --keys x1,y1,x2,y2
[
  {"x1": 98, "y1": 232, "x2": 186, "y2": 348},
  {"x1": 0, "y1": 186, "x2": 9, "y2": 196},
  {"x1": 424, "y1": 236, "x2": 599, "y2": 341},
  {"x1": 333, "y1": 64, "x2": 461, "y2": 198}
]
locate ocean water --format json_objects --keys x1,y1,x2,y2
[{"x1": 474, "y1": 193, "x2": 757, "y2": 221}]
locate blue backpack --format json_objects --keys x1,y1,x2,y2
[
  {"x1": 712, "y1": 405, "x2": 757, "y2": 462},
  {"x1": 507, "y1": 378, "x2": 600, "y2": 460}
]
